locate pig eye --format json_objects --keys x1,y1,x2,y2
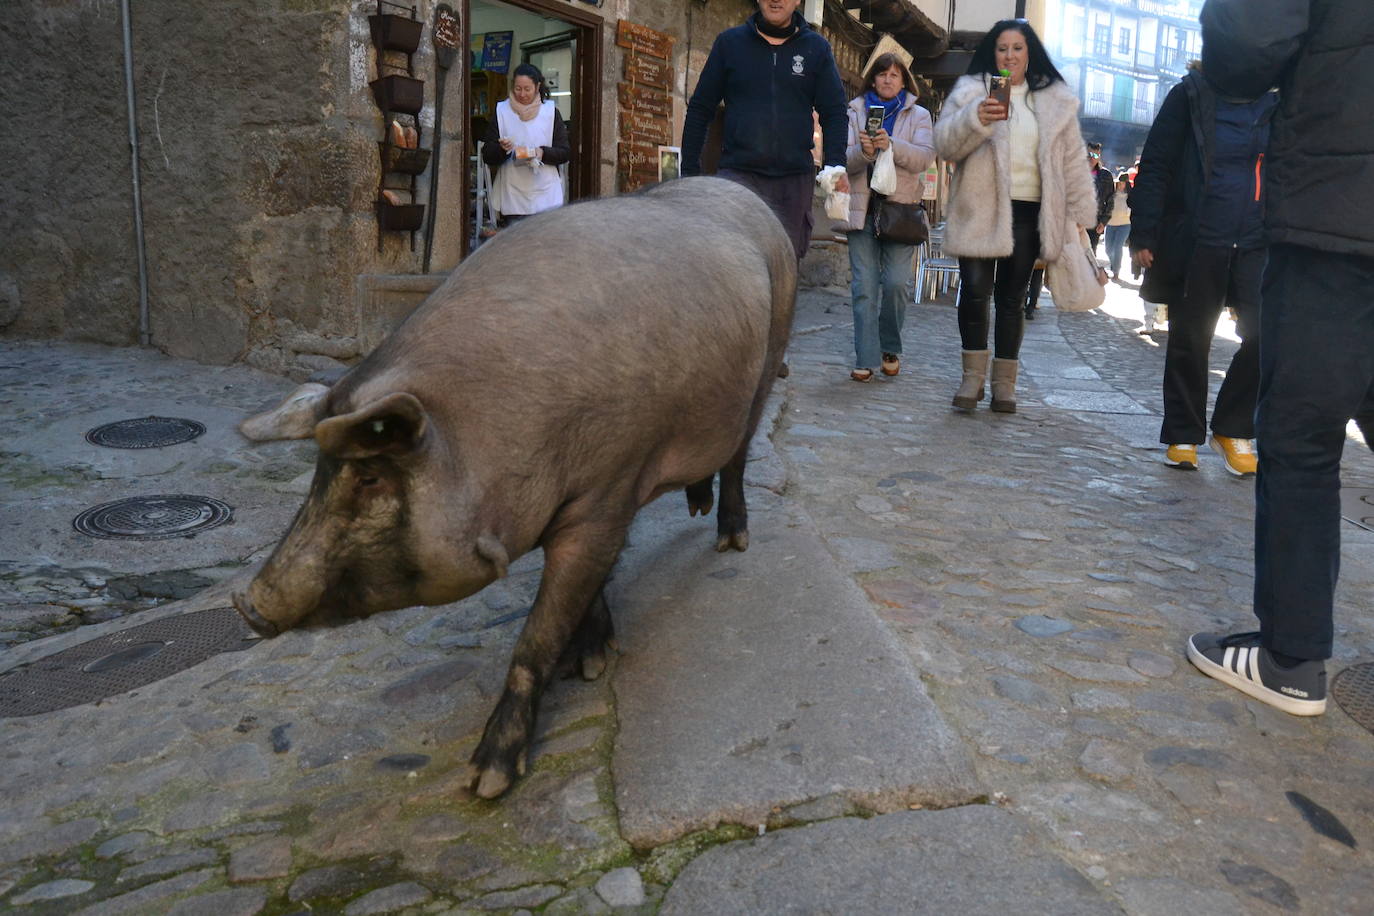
[
  {"x1": 371, "y1": 420, "x2": 386, "y2": 434},
  {"x1": 359, "y1": 476, "x2": 380, "y2": 488}
]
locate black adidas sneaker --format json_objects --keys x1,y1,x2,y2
[{"x1": 1186, "y1": 631, "x2": 1327, "y2": 716}]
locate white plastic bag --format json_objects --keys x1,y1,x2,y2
[
  {"x1": 815, "y1": 165, "x2": 850, "y2": 221},
  {"x1": 825, "y1": 191, "x2": 850, "y2": 220},
  {"x1": 870, "y1": 148, "x2": 897, "y2": 196}
]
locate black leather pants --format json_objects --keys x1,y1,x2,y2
[{"x1": 957, "y1": 200, "x2": 1042, "y2": 358}]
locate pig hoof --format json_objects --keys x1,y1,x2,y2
[
  {"x1": 715, "y1": 530, "x2": 749, "y2": 552},
  {"x1": 471, "y1": 765, "x2": 513, "y2": 800},
  {"x1": 685, "y1": 479, "x2": 714, "y2": 517},
  {"x1": 580, "y1": 650, "x2": 607, "y2": 681}
]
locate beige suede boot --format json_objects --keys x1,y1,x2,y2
[
  {"x1": 990, "y1": 357, "x2": 1019, "y2": 413},
  {"x1": 952, "y1": 349, "x2": 990, "y2": 410}
]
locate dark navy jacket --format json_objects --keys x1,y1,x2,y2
[
  {"x1": 1195, "y1": 92, "x2": 1277, "y2": 247},
  {"x1": 1129, "y1": 70, "x2": 1275, "y2": 303},
  {"x1": 680, "y1": 12, "x2": 847, "y2": 178},
  {"x1": 1202, "y1": 0, "x2": 1374, "y2": 258}
]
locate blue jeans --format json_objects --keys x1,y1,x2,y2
[
  {"x1": 1254, "y1": 244, "x2": 1374, "y2": 660},
  {"x1": 1104, "y1": 223, "x2": 1130, "y2": 275},
  {"x1": 848, "y1": 207, "x2": 916, "y2": 368}
]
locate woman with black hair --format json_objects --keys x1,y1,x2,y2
[
  {"x1": 934, "y1": 20, "x2": 1097, "y2": 413},
  {"x1": 481, "y1": 63, "x2": 572, "y2": 226}
]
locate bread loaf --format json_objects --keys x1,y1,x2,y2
[
  {"x1": 403, "y1": 125, "x2": 419, "y2": 149},
  {"x1": 381, "y1": 189, "x2": 403, "y2": 206},
  {"x1": 388, "y1": 120, "x2": 406, "y2": 148}
]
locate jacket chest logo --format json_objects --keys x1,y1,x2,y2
[{"x1": 791, "y1": 54, "x2": 805, "y2": 75}]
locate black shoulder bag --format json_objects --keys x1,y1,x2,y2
[{"x1": 872, "y1": 194, "x2": 929, "y2": 246}]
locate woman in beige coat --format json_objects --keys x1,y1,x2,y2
[
  {"x1": 842, "y1": 54, "x2": 935, "y2": 382},
  {"x1": 934, "y1": 20, "x2": 1097, "y2": 412}
]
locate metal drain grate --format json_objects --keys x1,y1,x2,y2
[
  {"x1": 86, "y1": 416, "x2": 206, "y2": 449},
  {"x1": 73, "y1": 495, "x2": 233, "y2": 540},
  {"x1": 1340, "y1": 488, "x2": 1374, "y2": 533},
  {"x1": 0, "y1": 607, "x2": 257, "y2": 717},
  {"x1": 1332, "y1": 662, "x2": 1374, "y2": 736}
]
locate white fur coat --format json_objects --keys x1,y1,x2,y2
[{"x1": 933, "y1": 75, "x2": 1097, "y2": 260}]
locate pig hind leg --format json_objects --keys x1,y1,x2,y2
[
  {"x1": 558, "y1": 586, "x2": 616, "y2": 681},
  {"x1": 684, "y1": 475, "x2": 714, "y2": 517},
  {"x1": 715, "y1": 443, "x2": 750, "y2": 552},
  {"x1": 468, "y1": 511, "x2": 628, "y2": 799}
]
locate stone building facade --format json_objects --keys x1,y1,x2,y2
[{"x1": 2, "y1": 0, "x2": 943, "y2": 376}]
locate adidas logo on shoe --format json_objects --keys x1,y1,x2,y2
[{"x1": 1186, "y1": 631, "x2": 1326, "y2": 716}]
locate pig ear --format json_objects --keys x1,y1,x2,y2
[
  {"x1": 314, "y1": 392, "x2": 428, "y2": 459},
  {"x1": 239, "y1": 383, "x2": 329, "y2": 442}
]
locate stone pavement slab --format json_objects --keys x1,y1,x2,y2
[
  {"x1": 609, "y1": 491, "x2": 982, "y2": 849},
  {"x1": 659, "y1": 806, "x2": 1121, "y2": 915},
  {"x1": 777, "y1": 286, "x2": 1374, "y2": 913}
]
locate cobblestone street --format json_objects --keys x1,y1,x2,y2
[{"x1": 1, "y1": 278, "x2": 1371, "y2": 914}]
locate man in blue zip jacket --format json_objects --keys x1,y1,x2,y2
[{"x1": 681, "y1": 0, "x2": 849, "y2": 260}]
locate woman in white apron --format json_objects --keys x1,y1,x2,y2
[{"x1": 480, "y1": 63, "x2": 571, "y2": 226}]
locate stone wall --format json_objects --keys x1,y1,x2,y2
[
  {"x1": 2, "y1": 0, "x2": 468, "y2": 373},
  {"x1": 1, "y1": 0, "x2": 764, "y2": 373}
]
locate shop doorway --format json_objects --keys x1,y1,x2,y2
[{"x1": 465, "y1": 0, "x2": 602, "y2": 255}]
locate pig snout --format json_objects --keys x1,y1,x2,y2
[
  {"x1": 230, "y1": 568, "x2": 320, "y2": 637},
  {"x1": 232, "y1": 590, "x2": 280, "y2": 638}
]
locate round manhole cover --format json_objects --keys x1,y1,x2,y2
[
  {"x1": 1332, "y1": 662, "x2": 1374, "y2": 736},
  {"x1": 73, "y1": 495, "x2": 233, "y2": 540},
  {"x1": 86, "y1": 416, "x2": 206, "y2": 449},
  {"x1": 0, "y1": 607, "x2": 258, "y2": 717}
]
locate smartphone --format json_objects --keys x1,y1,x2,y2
[
  {"x1": 988, "y1": 75, "x2": 1011, "y2": 117},
  {"x1": 866, "y1": 105, "x2": 885, "y2": 136}
]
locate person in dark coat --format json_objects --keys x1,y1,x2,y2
[
  {"x1": 1184, "y1": 0, "x2": 1374, "y2": 717},
  {"x1": 1129, "y1": 62, "x2": 1276, "y2": 475},
  {"x1": 681, "y1": 0, "x2": 849, "y2": 260},
  {"x1": 1086, "y1": 141, "x2": 1114, "y2": 251}
]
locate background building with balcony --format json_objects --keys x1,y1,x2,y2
[{"x1": 1042, "y1": 0, "x2": 1202, "y2": 169}]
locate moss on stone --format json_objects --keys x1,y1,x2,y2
[{"x1": 640, "y1": 824, "x2": 753, "y2": 885}]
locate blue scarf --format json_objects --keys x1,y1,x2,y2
[{"x1": 864, "y1": 89, "x2": 906, "y2": 135}]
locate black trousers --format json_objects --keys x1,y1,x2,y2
[
  {"x1": 1159, "y1": 244, "x2": 1264, "y2": 444},
  {"x1": 958, "y1": 200, "x2": 1041, "y2": 359},
  {"x1": 717, "y1": 168, "x2": 814, "y2": 261},
  {"x1": 1255, "y1": 245, "x2": 1374, "y2": 659},
  {"x1": 1024, "y1": 266, "x2": 1045, "y2": 311}
]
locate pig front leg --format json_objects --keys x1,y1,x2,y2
[
  {"x1": 468, "y1": 514, "x2": 628, "y2": 799},
  {"x1": 715, "y1": 444, "x2": 750, "y2": 552}
]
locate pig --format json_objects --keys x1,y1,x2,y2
[{"x1": 232, "y1": 177, "x2": 797, "y2": 798}]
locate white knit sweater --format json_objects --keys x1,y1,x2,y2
[{"x1": 1008, "y1": 81, "x2": 1041, "y2": 201}]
